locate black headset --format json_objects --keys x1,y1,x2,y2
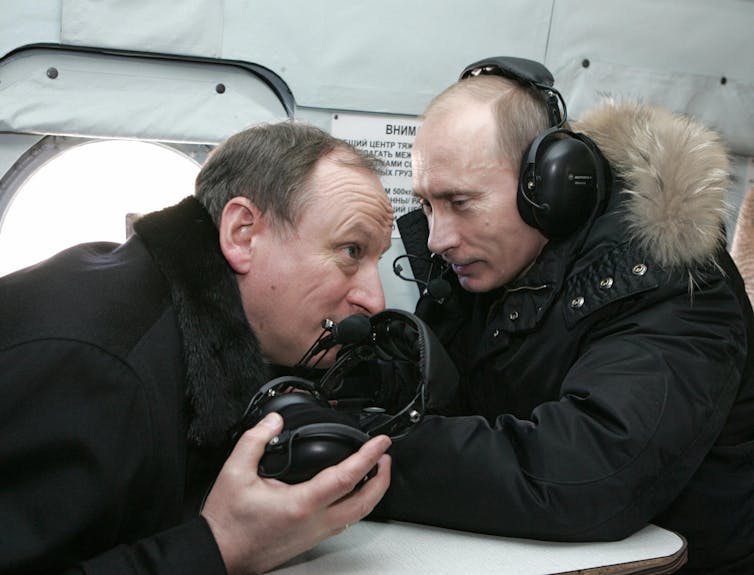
[
  {"x1": 236, "y1": 375, "x2": 373, "y2": 484},
  {"x1": 459, "y1": 56, "x2": 606, "y2": 238},
  {"x1": 393, "y1": 252, "x2": 452, "y2": 303},
  {"x1": 232, "y1": 309, "x2": 458, "y2": 484}
]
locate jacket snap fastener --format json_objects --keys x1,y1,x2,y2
[
  {"x1": 570, "y1": 296, "x2": 585, "y2": 309},
  {"x1": 599, "y1": 277, "x2": 614, "y2": 289},
  {"x1": 492, "y1": 329, "x2": 500, "y2": 338},
  {"x1": 632, "y1": 263, "x2": 647, "y2": 276},
  {"x1": 508, "y1": 311, "x2": 519, "y2": 321}
]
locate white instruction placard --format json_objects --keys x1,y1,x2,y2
[{"x1": 331, "y1": 113, "x2": 422, "y2": 236}]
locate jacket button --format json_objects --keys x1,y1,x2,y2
[
  {"x1": 492, "y1": 329, "x2": 500, "y2": 338},
  {"x1": 599, "y1": 277, "x2": 614, "y2": 289},
  {"x1": 570, "y1": 296, "x2": 585, "y2": 308},
  {"x1": 632, "y1": 263, "x2": 647, "y2": 276},
  {"x1": 508, "y1": 311, "x2": 519, "y2": 321}
]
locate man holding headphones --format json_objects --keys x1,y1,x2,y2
[
  {"x1": 0, "y1": 122, "x2": 394, "y2": 575},
  {"x1": 376, "y1": 57, "x2": 754, "y2": 574}
]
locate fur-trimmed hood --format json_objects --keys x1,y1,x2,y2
[
  {"x1": 573, "y1": 100, "x2": 731, "y2": 269},
  {"x1": 134, "y1": 197, "x2": 269, "y2": 446}
]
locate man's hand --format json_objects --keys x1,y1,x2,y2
[{"x1": 201, "y1": 412, "x2": 392, "y2": 574}]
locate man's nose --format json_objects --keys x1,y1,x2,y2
[
  {"x1": 427, "y1": 212, "x2": 459, "y2": 257},
  {"x1": 351, "y1": 263, "x2": 386, "y2": 315}
]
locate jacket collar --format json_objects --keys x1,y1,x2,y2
[
  {"x1": 574, "y1": 99, "x2": 730, "y2": 270},
  {"x1": 399, "y1": 100, "x2": 732, "y2": 333},
  {"x1": 134, "y1": 197, "x2": 269, "y2": 447}
]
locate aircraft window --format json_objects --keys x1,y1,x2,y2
[{"x1": 0, "y1": 139, "x2": 201, "y2": 277}]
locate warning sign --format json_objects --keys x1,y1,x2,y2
[{"x1": 331, "y1": 113, "x2": 422, "y2": 236}]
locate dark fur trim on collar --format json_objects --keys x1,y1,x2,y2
[{"x1": 134, "y1": 196, "x2": 269, "y2": 446}]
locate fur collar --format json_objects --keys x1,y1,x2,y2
[
  {"x1": 134, "y1": 197, "x2": 269, "y2": 447},
  {"x1": 573, "y1": 100, "x2": 731, "y2": 269}
]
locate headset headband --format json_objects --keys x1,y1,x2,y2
[{"x1": 459, "y1": 56, "x2": 566, "y2": 128}]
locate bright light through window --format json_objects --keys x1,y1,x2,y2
[{"x1": 0, "y1": 140, "x2": 201, "y2": 277}]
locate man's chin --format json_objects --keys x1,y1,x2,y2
[
  {"x1": 270, "y1": 343, "x2": 338, "y2": 371},
  {"x1": 458, "y1": 275, "x2": 488, "y2": 293}
]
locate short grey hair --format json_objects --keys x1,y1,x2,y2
[{"x1": 195, "y1": 121, "x2": 382, "y2": 231}]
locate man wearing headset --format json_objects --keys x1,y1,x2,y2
[
  {"x1": 376, "y1": 57, "x2": 754, "y2": 574},
  {"x1": 0, "y1": 122, "x2": 394, "y2": 575}
]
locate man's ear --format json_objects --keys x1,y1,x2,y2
[{"x1": 219, "y1": 196, "x2": 264, "y2": 274}]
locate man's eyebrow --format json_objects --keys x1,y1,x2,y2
[
  {"x1": 338, "y1": 221, "x2": 392, "y2": 254},
  {"x1": 415, "y1": 188, "x2": 473, "y2": 200}
]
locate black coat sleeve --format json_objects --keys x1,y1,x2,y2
[
  {"x1": 373, "y1": 276, "x2": 749, "y2": 541},
  {"x1": 0, "y1": 340, "x2": 227, "y2": 575},
  {"x1": 61, "y1": 519, "x2": 226, "y2": 575}
]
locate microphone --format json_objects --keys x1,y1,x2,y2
[
  {"x1": 315, "y1": 314, "x2": 375, "y2": 394},
  {"x1": 312, "y1": 314, "x2": 372, "y2": 355},
  {"x1": 393, "y1": 253, "x2": 452, "y2": 304},
  {"x1": 330, "y1": 314, "x2": 372, "y2": 346},
  {"x1": 296, "y1": 314, "x2": 373, "y2": 369},
  {"x1": 426, "y1": 277, "x2": 452, "y2": 301}
]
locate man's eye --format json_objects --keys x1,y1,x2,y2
[
  {"x1": 452, "y1": 198, "x2": 468, "y2": 209},
  {"x1": 345, "y1": 244, "x2": 363, "y2": 259}
]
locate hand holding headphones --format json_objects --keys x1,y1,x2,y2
[{"x1": 233, "y1": 309, "x2": 458, "y2": 484}]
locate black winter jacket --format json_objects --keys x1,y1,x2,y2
[
  {"x1": 0, "y1": 198, "x2": 269, "y2": 574},
  {"x1": 377, "y1": 101, "x2": 754, "y2": 574}
]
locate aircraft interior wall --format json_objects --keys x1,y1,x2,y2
[{"x1": 0, "y1": 0, "x2": 752, "y2": 308}]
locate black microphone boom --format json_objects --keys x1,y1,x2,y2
[
  {"x1": 311, "y1": 314, "x2": 371, "y2": 354},
  {"x1": 299, "y1": 314, "x2": 373, "y2": 368},
  {"x1": 393, "y1": 253, "x2": 452, "y2": 303},
  {"x1": 232, "y1": 308, "x2": 460, "y2": 484}
]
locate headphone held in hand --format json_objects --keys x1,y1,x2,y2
[{"x1": 232, "y1": 309, "x2": 458, "y2": 484}]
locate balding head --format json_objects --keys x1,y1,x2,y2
[{"x1": 423, "y1": 75, "x2": 552, "y2": 171}]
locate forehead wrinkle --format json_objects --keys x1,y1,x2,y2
[
  {"x1": 331, "y1": 189, "x2": 393, "y2": 223},
  {"x1": 329, "y1": 195, "x2": 392, "y2": 248},
  {"x1": 334, "y1": 212, "x2": 392, "y2": 250}
]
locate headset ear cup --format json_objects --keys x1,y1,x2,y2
[
  {"x1": 258, "y1": 393, "x2": 369, "y2": 484},
  {"x1": 258, "y1": 390, "x2": 329, "y2": 419},
  {"x1": 517, "y1": 130, "x2": 602, "y2": 238},
  {"x1": 260, "y1": 422, "x2": 370, "y2": 484},
  {"x1": 268, "y1": 396, "x2": 357, "y2": 429}
]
